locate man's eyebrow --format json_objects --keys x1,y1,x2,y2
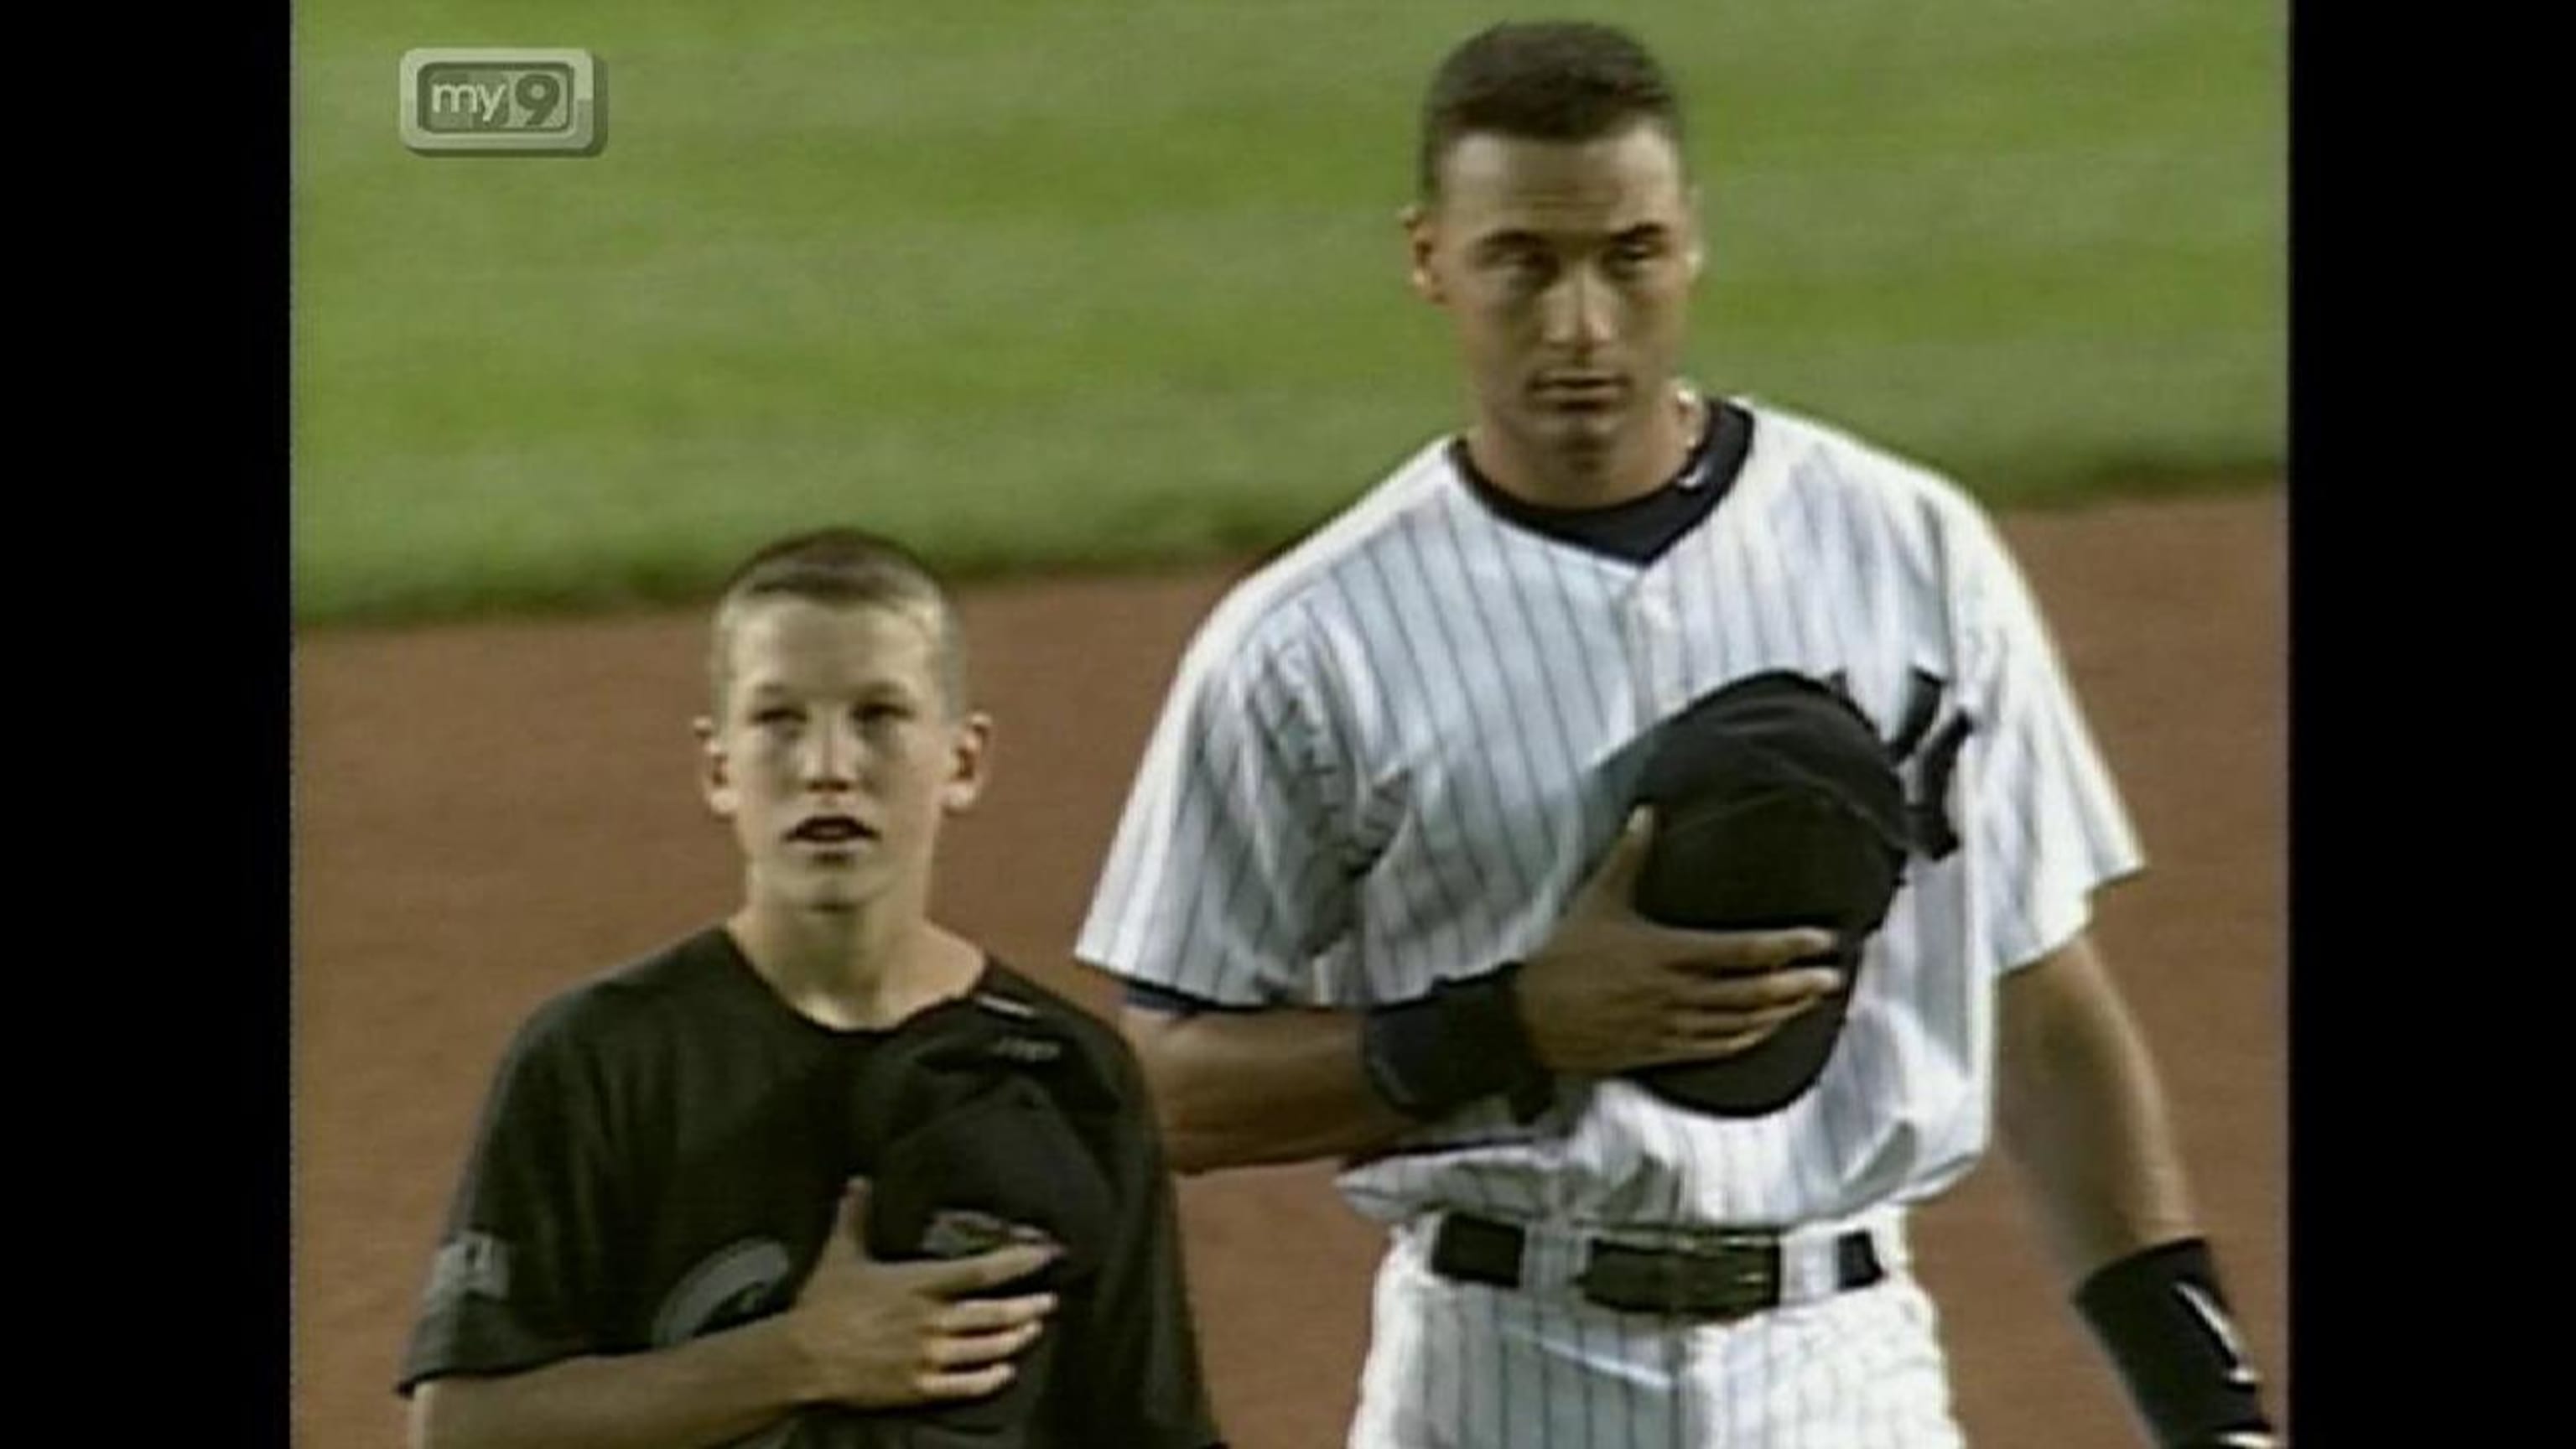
[{"x1": 1472, "y1": 221, "x2": 1674, "y2": 250}]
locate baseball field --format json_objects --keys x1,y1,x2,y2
[{"x1": 292, "y1": 2, "x2": 2286, "y2": 1444}]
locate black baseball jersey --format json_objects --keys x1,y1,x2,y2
[{"x1": 399, "y1": 926, "x2": 1222, "y2": 1449}]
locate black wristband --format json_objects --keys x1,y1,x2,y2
[
  {"x1": 2073, "y1": 1238, "x2": 2277, "y2": 1447},
  {"x1": 1360, "y1": 963, "x2": 1552, "y2": 1124}
]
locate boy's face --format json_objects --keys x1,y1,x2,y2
[{"x1": 697, "y1": 598, "x2": 988, "y2": 919}]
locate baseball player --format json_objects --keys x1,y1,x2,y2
[
  {"x1": 399, "y1": 528, "x2": 1224, "y2": 1449},
  {"x1": 1080, "y1": 20, "x2": 2278, "y2": 1449}
]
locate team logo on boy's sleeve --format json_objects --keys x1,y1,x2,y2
[{"x1": 423, "y1": 1230, "x2": 512, "y2": 1309}]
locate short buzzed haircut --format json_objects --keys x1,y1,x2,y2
[
  {"x1": 1415, "y1": 20, "x2": 1686, "y2": 200},
  {"x1": 706, "y1": 527, "x2": 968, "y2": 717}
]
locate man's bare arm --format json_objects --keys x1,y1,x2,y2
[
  {"x1": 1121, "y1": 810, "x2": 1841, "y2": 1175},
  {"x1": 1997, "y1": 931, "x2": 2280, "y2": 1446},
  {"x1": 1121, "y1": 1005, "x2": 1413, "y2": 1173},
  {"x1": 1994, "y1": 930, "x2": 2200, "y2": 1273}
]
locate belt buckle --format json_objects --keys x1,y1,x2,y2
[
  {"x1": 1580, "y1": 1230, "x2": 1783, "y2": 1322},
  {"x1": 1665, "y1": 1231, "x2": 1779, "y2": 1323}
]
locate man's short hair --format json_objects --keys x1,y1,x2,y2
[
  {"x1": 1416, "y1": 20, "x2": 1685, "y2": 200},
  {"x1": 707, "y1": 527, "x2": 967, "y2": 716}
]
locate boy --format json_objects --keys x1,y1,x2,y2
[{"x1": 400, "y1": 528, "x2": 1223, "y2": 1449}]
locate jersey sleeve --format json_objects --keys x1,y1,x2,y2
[
  {"x1": 1949, "y1": 502, "x2": 2146, "y2": 974},
  {"x1": 397, "y1": 996, "x2": 626, "y2": 1394},
  {"x1": 1078, "y1": 605, "x2": 1356, "y2": 1007},
  {"x1": 1047, "y1": 1038, "x2": 1228, "y2": 1449}
]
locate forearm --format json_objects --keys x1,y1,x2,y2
[
  {"x1": 1995, "y1": 936, "x2": 2200, "y2": 1280},
  {"x1": 1120, "y1": 1005, "x2": 1415, "y2": 1173},
  {"x1": 1997, "y1": 937, "x2": 2279, "y2": 1444},
  {"x1": 409, "y1": 1316, "x2": 812, "y2": 1449}
]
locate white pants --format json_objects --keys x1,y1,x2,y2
[{"x1": 1348, "y1": 1212, "x2": 1964, "y2": 1449}]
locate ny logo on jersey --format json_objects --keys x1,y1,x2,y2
[{"x1": 1826, "y1": 667, "x2": 1972, "y2": 860}]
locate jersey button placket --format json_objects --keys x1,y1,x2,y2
[
  {"x1": 1614, "y1": 569, "x2": 1719, "y2": 1234},
  {"x1": 1621, "y1": 573, "x2": 1690, "y2": 726}
]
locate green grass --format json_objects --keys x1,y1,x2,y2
[{"x1": 295, "y1": 0, "x2": 2283, "y2": 624}]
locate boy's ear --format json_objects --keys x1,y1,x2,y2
[
  {"x1": 694, "y1": 716, "x2": 737, "y2": 818},
  {"x1": 942, "y1": 711, "x2": 994, "y2": 814}
]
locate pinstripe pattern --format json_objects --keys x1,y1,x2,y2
[
  {"x1": 1347, "y1": 1223, "x2": 1960, "y2": 1448},
  {"x1": 1078, "y1": 395, "x2": 2140, "y2": 1445}
]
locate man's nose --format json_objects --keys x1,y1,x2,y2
[{"x1": 1540, "y1": 266, "x2": 1615, "y2": 351}]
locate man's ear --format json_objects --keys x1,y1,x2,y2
[
  {"x1": 1684, "y1": 184, "x2": 1708, "y2": 280},
  {"x1": 693, "y1": 716, "x2": 737, "y2": 819},
  {"x1": 942, "y1": 711, "x2": 995, "y2": 814},
  {"x1": 1401, "y1": 202, "x2": 1446, "y2": 306}
]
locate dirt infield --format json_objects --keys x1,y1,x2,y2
[{"x1": 292, "y1": 491, "x2": 2285, "y2": 1447}]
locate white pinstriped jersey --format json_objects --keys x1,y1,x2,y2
[{"x1": 1078, "y1": 394, "x2": 2141, "y2": 1233}]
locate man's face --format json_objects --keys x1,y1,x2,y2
[
  {"x1": 1407, "y1": 122, "x2": 1703, "y2": 467},
  {"x1": 698, "y1": 599, "x2": 988, "y2": 918}
]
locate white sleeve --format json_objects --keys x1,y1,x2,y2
[
  {"x1": 1077, "y1": 610, "x2": 1356, "y2": 1007},
  {"x1": 1950, "y1": 504, "x2": 2146, "y2": 974}
]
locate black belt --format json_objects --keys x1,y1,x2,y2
[{"x1": 1429, "y1": 1212, "x2": 1886, "y2": 1322}]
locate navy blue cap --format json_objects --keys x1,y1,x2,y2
[{"x1": 1626, "y1": 671, "x2": 1914, "y2": 1116}]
